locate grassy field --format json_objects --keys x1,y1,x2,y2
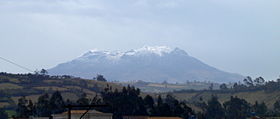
[
  {"x1": 5, "y1": 110, "x2": 16, "y2": 118},
  {"x1": 0, "y1": 83, "x2": 23, "y2": 90},
  {"x1": 121, "y1": 81, "x2": 220, "y2": 93}
]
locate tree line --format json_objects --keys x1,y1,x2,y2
[
  {"x1": 219, "y1": 76, "x2": 280, "y2": 92},
  {"x1": 2, "y1": 85, "x2": 279, "y2": 119},
  {"x1": 100, "y1": 85, "x2": 194, "y2": 119},
  {"x1": 199, "y1": 96, "x2": 268, "y2": 119},
  {"x1": 0, "y1": 85, "x2": 195, "y2": 119}
]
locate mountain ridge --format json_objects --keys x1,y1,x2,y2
[{"x1": 48, "y1": 46, "x2": 243, "y2": 83}]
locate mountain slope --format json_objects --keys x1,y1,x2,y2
[{"x1": 48, "y1": 46, "x2": 243, "y2": 83}]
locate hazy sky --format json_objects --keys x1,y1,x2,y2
[{"x1": 0, "y1": 0, "x2": 279, "y2": 80}]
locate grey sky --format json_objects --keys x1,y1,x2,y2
[{"x1": 0, "y1": 0, "x2": 279, "y2": 80}]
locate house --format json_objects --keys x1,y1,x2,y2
[
  {"x1": 29, "y1": 117, "x2": 49, "y2": 119},
  {"x1": 51, "y1": 110, "x2": 113, "y2": 119},
  {"x1": 123, "y1": 116, "x2": 183, "y2": 119}
]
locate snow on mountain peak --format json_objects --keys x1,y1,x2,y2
[
  {"x1": 79, "y1": 46, "x2": 186, "y2": 61},
  {"x1": 134, "y1": 46, "x2": 173, "y2": 56}
]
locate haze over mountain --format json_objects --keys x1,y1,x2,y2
[{"x1": 48, "y1": 46, "x2": 243, "y2": 83}]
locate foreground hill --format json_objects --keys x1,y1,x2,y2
[
  {"x1": 48, "y1": 46, "x2": 243, "y2": 83},
  {"x1": 0, "y1": 72, "x2": 121, "y2": 109}
]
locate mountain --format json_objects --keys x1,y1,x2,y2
[{"x1": 48, "y1": 46, "x2": 243, "y2": 83}]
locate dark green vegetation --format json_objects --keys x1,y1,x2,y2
[
  {"x1": 101, "y1": 86, "x2": 193, "y2": 119},
  {"x1": 171, "y1": 76, "x2": 280, "y2": 118},
  {"x1": 15, "y1": 91, "x2": 97, "y2": 118},
  {"x1": 0, "y1": 72, "x2": 121, "y2": 110},
  {"x1": 202, "y1": 95, "x2": 265, "y2": 119},
  {"x1": 2, "y1": 73, "x2": 280, "y2": 119},
  {"x1": 0, "y1": 108, "x2": 8, "y2": 119},
  {"x1": 10, "y1": 86, "x2": 194, "y2": 119},
  {"x1": 8, "y1": 83, "x2": 280, "y2": 119}
]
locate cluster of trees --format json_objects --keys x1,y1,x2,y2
[
  {"x1": 218, "y1": 76, "x2": 266, "y2": 91},
  {"x1": 208, "y1": 96, "x2": 251, "y2": 119},
  {"x1": 0, "y1": 108, "x2": 8, "y2": 119},
  {"x1": 11, "y1": 85, "x2": 194, "y2": 119},
  {"x1": 94, "y1": 74, "x2": 107, "y2": 82},
  {"x1": 218, "y1": 76, "x2": 280, "y2": 92},
  {"x1": 101, "y1": 85, "x2": 194, "y2": 119},
  {"x1": 15, "y1": 91, "x2": 65, "y2": 118},
  {"x1": 196, "y1": 96, "x2": 271, "y2": 119},
  {"x1": 14, "y1": 91, "x2": 103, "y2": 119},
  {"x1": 2, "y1": 85, "x2": 280, "y2": 119}
]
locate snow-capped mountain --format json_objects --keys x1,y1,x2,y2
[{"x1": 48, "y1": 46, "x2": 243, "y2": 83}]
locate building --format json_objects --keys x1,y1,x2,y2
[
  {"x1": 52, "y1": 110, "x2": 113, "y2": 119},
  {"x1": 123, "y1": 116, "x2": 183, "y2": 119}
]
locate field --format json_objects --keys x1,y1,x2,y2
[{"x1": 120, "y1": 81, "x2": 220, "y2": 92}]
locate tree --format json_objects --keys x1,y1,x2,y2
[
  {"x1": 0, "y1": 108, "x2": 8, "y2": 119},
  {"x1": 77, "y1": 93, "x2": 89, "y2": 106},
  {"x1": 154, "y1": 95, "x2": 164, "y2": 116},
  {"x1": 223, "y1": 96, "x2": 250, "y2": 119},
  {"x1": 16, "y1": 97, "x2": 35, "y2": 118},
  {"x1": 40, "y1": 69, "x2": 48, "y2": 75},
  {"x1": 233, "y1": 83, "x2": 238, "y2": 89},
  {"x1": 164, "y1": 94, "x2": 178, "y2": 116},
  {"x1": 16, "y1": 96, "x2": 29, "y2": 118},
  {"x1": 49, "y1": 91, "x2": 65, "y2": 114},
  {"x1": 27, "y1": 100, "x2": 35, "y2": 116},
  {"x1": 220, "y1": 83, "x2": 228, "y2": 90},
  {"x1": 157, "y1": 95, "x2": 163, "y2": 107},
  {"x1": 144, "y1": 95, "x2": 156, "y2": 115},
  {"x1": 153, "y1": 94, "x2": 192, "y2": 118},
  {"x1": 254, "y1": 77, "x2": 265, "y2": 86},
  {"x1": 274, "y1": 100, "x2": 280, "y2": 114},
  {"x1": 65, "y1": 99, "x2": 74, "y2": 106},
  {"x1": 205, "y1": 96, "x2": 225, "y2": 119},
  {"x1": 101, "y1": 86, "x2": 147, "y2": 119},
  {"x1": 209, "y1": 83, "x2": 214, "y2": 90},
  {"x1": 156, "y1": 102, "x2": 171, "y2": 116},
  {"x1": 96, "y1": 74, "x2": 107, "y2": 82},
  {"x1": 36, "y1": 93, "x2": 51, "y2": 117},
  {"x1": 277, "y1": 76, "x2": 280, "y2": 83},
  {"x1": 243, "y1": 76, "x2": 254, "y2": 87},
  {"x1": 252, "y1": 101, "x2": 267, "y2": 117}
]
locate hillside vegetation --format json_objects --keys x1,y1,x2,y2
[
  {"x1": 120, "y1": 80, "x2": 220, "y2": 92},
  {"x1": 173, "y1": 90, "x2": 280, "y2": 109},
  {"x1": 1, "y1": 73, "x2": 280, "y2": 118},
  {"x1": 171, "y1": 76, "x2": 280, "y2": 109},
  {"x1": 0, "y1": 72, "x2": 121, "y2": 109}
]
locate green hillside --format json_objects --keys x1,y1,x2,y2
[
  {"x1": 0, "y1": 72, "x2": 122, "y2": 109},
  {"x1": 171, "y1": 90, "x2": 280, "y2": 109}
]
